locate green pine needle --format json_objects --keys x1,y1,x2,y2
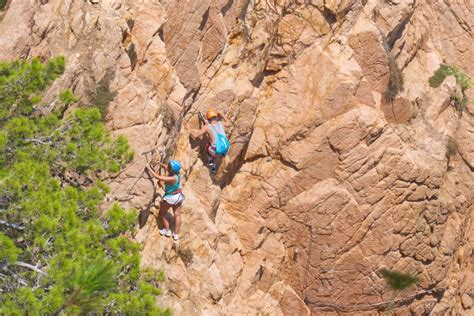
[
  {"x1": 429, "y1": 64, "x2": 471, "y2": 90},
  {"x1": 0, "y1": 57, "x2": 168, "y2": 315},
  {"x1": 380, "y1": 268, "x2": 419, "y2": 291},
  {"x1": 70, "y1": 258, "x2": 116, "y2": 297}
]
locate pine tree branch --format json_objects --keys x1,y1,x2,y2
[
  {"x1": 14, "y1": 262, "x2": 47, "y2": 276},
  {"x1": 53, "y1": 288, "x2": 81, "y2": 316},
  {"x1": 2, "y1": 266, "x2": 28, "y2": 287},
  {"x1": 24, "y1": 138, "x2": 52, "y2": 145},
  {"x1": 0, "y1": 219, "x2": 25, "y2": 230}
]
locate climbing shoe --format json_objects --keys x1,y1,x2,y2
[
  {"x1": 210, "y1": 164, "x2": 217, "y2": 174},
  {"x1": 160, "y1": 228, "x2": 172, "y2": 237},
  {"x1": 172, "y1": 233, "x2": 179, "y2": 241},
  {"x1": 207, "y1": 161, "x2": 217, "y2": 174}
]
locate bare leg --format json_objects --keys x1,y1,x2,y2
[
  {"x1": 172, "y1": 204, "x2": 182, "y2": 234},
  {"x1": 159, "y1": 201, "x2": 172, "y2": 230},
  {"x1": 206, "y1": 143, "x2": 216, "y2": 164}
]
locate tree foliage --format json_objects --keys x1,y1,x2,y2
[
  {"x1": 380, "y1": 268, "x2": 419, "y2": 291},
  {"x1": 54, "y1": 258, "x2": 116, "y2": 315},
  {"x1": 429, "y1": 64, "x2": 471, "y2": 90},
  {"x1": 0, "y1": 57, "x2": 65, "y2": 120},
  {"x1": 0, "y1": 57, "x2": 168, "y2": 315},
  {"x1": 429, "y1": 64, "x2": 471, "y2": 111},
  {"x1": 380, "y1": 268, "x2": 419, "y2": 312},
  {"x1": 59, "y1": 89, "x2": 79, "y2": 106}
]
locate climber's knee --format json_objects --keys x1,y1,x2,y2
[
  {"x1": 206, "y1": 143, "x2": 217, "y2": 157},
  {"x1": 159, "y1": 201, "x2": 171, "y2": 214},
  {"x1": 173, "y1": 205, "x2": 181, "y2": 217}
]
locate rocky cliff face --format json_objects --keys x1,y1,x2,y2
[{"x1": 1, "y1": 0, "x2": 473, "y2": 314}]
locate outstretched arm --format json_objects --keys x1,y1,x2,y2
[
  {"x1": 218, "y1": 111, "x2": 231, "y2": 128},
  {"x1": 190, "y1": 125, "x2": 208, "y2": 139},
  {"x1": 147, "y1": 164, "x2": 161, "y2": 179},
  {"x1": 146, "y1": 165, "x2": 177, "y2": 183}
]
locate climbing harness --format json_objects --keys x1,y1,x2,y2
[{"x1": 163, "y1": 174, "x2": 185, "y2": 206}]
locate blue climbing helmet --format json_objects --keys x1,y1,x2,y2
[{"x1": 169, "y1": 160, "x2": 182, "y2": 174}]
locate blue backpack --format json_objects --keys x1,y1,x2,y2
[{"x1": 211, "y1": 124, "x2": 230, "y2": 156}]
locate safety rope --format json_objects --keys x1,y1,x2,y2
[
  {"x1": 126, "y1": 100, "x2": 164, "y2": 196},
  {"x1": 304, "y1": 287, "x2": 444, "y2": 313},
  {"x1": 268, "y1": 156, "x2": 441, "y2": 314},
  {"x1": 126, "y1": 149, "x2": 155, "y2": 195},
  {"x1": 128, "y1": 86, "x2": 203, "y2": 200},
  {"x1": 267, "y1": 157, "x2": 313, "y2": 307}
]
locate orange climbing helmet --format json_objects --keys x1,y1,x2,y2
[{"x1": 207, "y1": 109, "x2": 218, "y2": 120}]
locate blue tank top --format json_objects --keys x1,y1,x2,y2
[{"x1": 164, "y1": 175, "x2": 181, "y2": 196}]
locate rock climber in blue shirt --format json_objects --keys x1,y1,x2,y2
[{"x1": 146, "y1": 160, "x2": 184, "y2": 241}]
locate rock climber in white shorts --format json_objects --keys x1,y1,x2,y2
[{"x1": 146, "y1": 160, "x2": 184, "y2": 241}]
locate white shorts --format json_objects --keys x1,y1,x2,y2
[{"x1": 163, "y1": 193, "x2": 184, "y2": 205}]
